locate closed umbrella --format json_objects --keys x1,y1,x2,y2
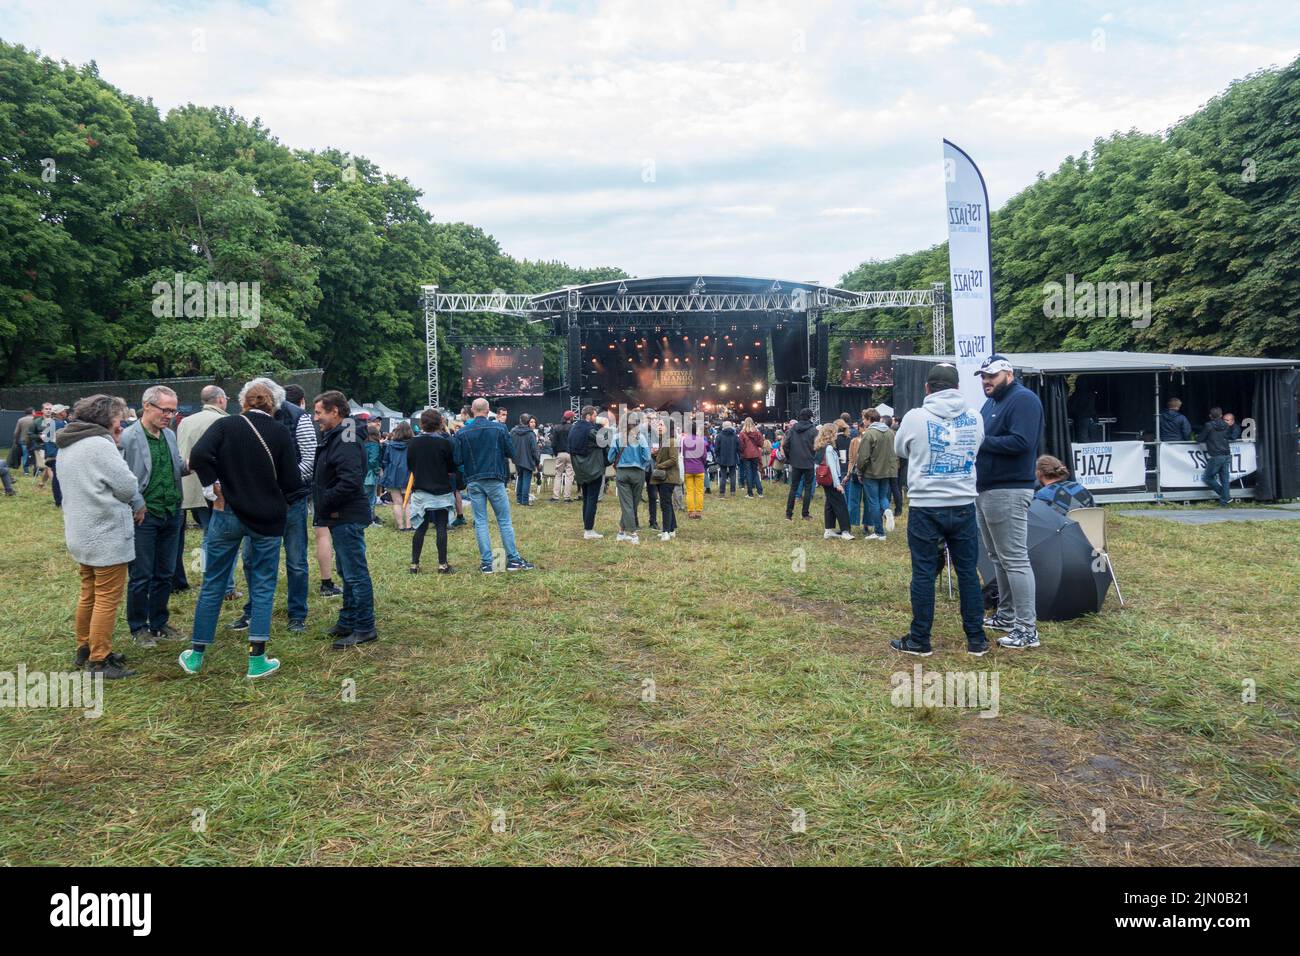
[{"x1": 977, "y1": 500, "x2": 1110, "y2": 621}]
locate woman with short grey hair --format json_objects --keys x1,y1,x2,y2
[{"x1": 56, "y1": 394, "x2": 139, "y2": 679}]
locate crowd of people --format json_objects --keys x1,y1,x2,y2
[{"x1": 10, "y1": 350, "x2": 1259, "y2": 681}]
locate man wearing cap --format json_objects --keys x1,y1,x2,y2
[
  {"x1": 550, "y1": 410, "x2": 576, "y2": 502},
  {"x1": 974, "y1": 354, "x2": 1044, "y2": 650},
  {"x1": 890, "y1": 363, "x2": 988, "y2": 656}
]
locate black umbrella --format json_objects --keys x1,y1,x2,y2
[{"x1": 977, "y1": 500, "x2": 1110, "y2": 621}]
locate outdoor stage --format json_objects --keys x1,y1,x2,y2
[{"x1": 420, "y1": 275, "x2": 945, "y2": 423}]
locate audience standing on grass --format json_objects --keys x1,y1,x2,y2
[
  {"x1": 453, "y1": 397, "x2": 535, "y2": 573},
  {"x1": 891, "y1": 363, "x2": 989, "y2": 658},
  {"x1": 678, "y1": 417, "x2": 708, "y2": 520},
  {"x1": 56, "y1": 394, "x2": 140, "y2": 679},
  {"x1": 650, "y1": 418, "x2": 681, "y2": 540},
  {"x1": 406, "y1": 409, "x2": 459, "y2": 574},
  {"x1": 784, "y1": 408, "x2": 818, "y2": 521},
  {"x1": 974, "y1": 354, "x2": 1045, "y2": 650},
  {"x1": 381, "y1": 421, "x2": 414, "y2": 531},
  {"x1": 856, "y1": 409, "x2": 898, "y2": 542},
  {"x1": 714, "y1": 419, "x2": 739, "y2": 497},
  {"x1": 608, "y1": 410, "x2": 653, "y2": 544},
  {"x1": 121, "y1": 385, "x2": 186, "y2": 649},
  {"x1": 511, "y1": 413, "x2": 541, "y2": 506},
  {"x1": 738, "y1": 418, "x2": 764, "y2": 498},
  {"x1": 180, "y1": 380, "x2": 303, "y2": 679},
  {"x1": 814, "y1": 422, "x2": 853, "y2": 540},
  {"x1": 568, "y1": 405, "x2": 606, "y2": 539},
  {"x1": 550, "y1": 410, "x2": 576, "y2": 503},
  {"x1": 312, "y1": 390, "x2": 380, "y2": 648}
]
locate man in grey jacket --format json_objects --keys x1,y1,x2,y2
[{"x1": 119, "y1": 384, "x2": 186, "y2": 646}]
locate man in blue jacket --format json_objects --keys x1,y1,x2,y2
[
  {"x1": 453, "y1": 398, "x2": 535, "y2": 573},
  {"x1": 973, "y1": 355, "x2": 1044, "y2": 650}
]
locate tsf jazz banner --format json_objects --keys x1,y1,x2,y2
[
  {"x1": 1159, "y1": 441, "x2": 1257, "y2": 489},
  {"x1": 1071, "y1": 441, "x2": 1147, "y2": 489},
  {"x1": 943, "y1": 140, "x2": 995, "y2": 412}
]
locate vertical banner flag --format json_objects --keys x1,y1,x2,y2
[{"x1": 943, "y1": 140, "x2": 995, "y2": 411}]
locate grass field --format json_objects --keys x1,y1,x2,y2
[{"x1": 0, "y1": 471, "x2": 1296, "y2": 866}]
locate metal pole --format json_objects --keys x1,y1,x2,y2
[
  {"x1": 931, "y1": 281, "x2": 946, "y2": 355},
  {"x1": 422, "y1": 284, "x2": 439, "y2": 410},
  {"x1": 1153, "y1": 371, "x2": 1161, "y2": 499}
]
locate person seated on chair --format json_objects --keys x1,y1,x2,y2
[{"x1": 1033, "y1": 455, "x2": 1094, "y2": 515}]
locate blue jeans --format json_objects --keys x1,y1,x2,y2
[
  {"x1": 846, "y1": 477, "x2": 863, "y2": 528},
  {"x1": 516, "y1": 469, "x2": 532, "y2": 504},
  {"x1": 242, "y1": 495, "x2": 309, "y2": 623},
  {"x1": 907, "y1": 504, "x2": 986, "y2": 649},
  {"x1": 330, "y1": 522, "x2": 375, "y2": 631},
  {"x1": 127, "y1": 510, "x2": 183, "y2": 632},
  {"x1": 192, "y1": 508, "x2": 281, "y2": 644},
  {"x1": 741, "y1": 459, "x2": 763, "y2": 495},
  {"x1": 864, "y1": 477, "x2": 891, "y2": 537},
  {"x1": 195, "y1": 505, "x2": 238, "y2": 596},
  {"x1": 467, "y1": 479, "x2": 521, "y2": 565},
  {"x1": 1203, "y1": 454, "x2": 1232, "y2": 505},
  {"x1": 718, "y1": 465, "x2": 737, "y2": 495}
]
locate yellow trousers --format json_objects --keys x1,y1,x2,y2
[{"x1": 684, "y1": 473, "x2": 704, "y2": 513}]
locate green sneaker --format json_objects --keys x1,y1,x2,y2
[
  {"x1": 178, "y1": 649, "x2": 205, "y2": 675},
  {"x1": 246, "y1": 654, "x2": 281, "y2": 680}
]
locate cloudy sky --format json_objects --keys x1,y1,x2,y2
[{"x1": 5, "y1": 0, "x2": 1299, "y2": 286}]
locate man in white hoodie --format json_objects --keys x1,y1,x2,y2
[{"x1": 890, "y1": 363, "x2": 989, "y2": 657}]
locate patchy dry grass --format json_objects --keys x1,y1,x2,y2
[{"x1": 0, "y1": 473, "x2": 1296, "y2": 865}]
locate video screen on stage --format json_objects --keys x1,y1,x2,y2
[
  {"x1": 462, "y1": 346, "x2": 544, "y2": 397},
  {"x1": 840, "y1": 339, "x2": 913, "y2": 388},
  {"x1": 584, "y1": 330, "x2": 769, "y2": 411}
]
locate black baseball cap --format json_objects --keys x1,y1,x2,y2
[{"x1": 927, "y1": 363, "x2": 961, "y2": 389}]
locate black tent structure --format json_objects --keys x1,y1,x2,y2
[{"x1": 894, "y1": 351, "x2": 1300, "y2": 502}]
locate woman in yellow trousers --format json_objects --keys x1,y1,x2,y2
[{"x1": 679, "y1": 418, "x2": 709, "y2": 519}]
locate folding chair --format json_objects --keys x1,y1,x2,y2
[
  {"x1": 1066, "y1": 507, "x2": 1124, "y2": 606},
  {"x1": 541, "y1": 455, "x2": 557, "y2": 491}
]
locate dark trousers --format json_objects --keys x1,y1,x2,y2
[
  {"x1": 330, "y1": 521, "x2": 375, "y2": 632},
  {"x1": 787, "y1": 467, "x2": 814, "y2": 517},
  {"x1": 823, "y1": 485, "x2": 850, "y2": 532},
  {"x1": 581, "y1": 479, "x2": 601, "y2": 530},
  {"x1": 647, "y1": 472, "x2": 658, "y2": 525},
  {"x1": 718, "y1": 464, "x2": 737, "y2": 495},
  {"x1": 515, "y1": 469, "x2": 532, "y2": 504},
  {"x1": 412, "y1": 508, "x2": 449, "y2": 565},
  {"x1": 906, "y1": 504, "x2": 986, "y2": 649},
  {"x1": 127, "y1": 510, "x2": 183, "y2": 632},
  {"x1": 655, "y1": 484, "x2": 677, "y2": 533},
  {"x1": 1203, "y1": 454, "x2": 1232, "y2": 505},
  {"x1": 741, "y1": 458, "x2": 763, "y2": 495},
  {"x1": 890, "y1": 474, "x2": 904, "y2": 513},
  {"x1": 49, "y1": 458, "x2": 62, "y2": 507}
]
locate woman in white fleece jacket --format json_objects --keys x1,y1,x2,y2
[{"x1": 55, "y1": 394, "x2": 139, "y2": 679}]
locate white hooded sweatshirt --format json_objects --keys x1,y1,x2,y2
[{"x1": 893, "y1": 388, "x2": 984, "y2": 507}]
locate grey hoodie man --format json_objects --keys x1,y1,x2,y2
[{"x1": 893, "y1": 388, "x2": 984, "y2": 507}]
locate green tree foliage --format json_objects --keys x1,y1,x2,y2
[
  {"x1": 842, "y1": 56, "x2": 1300, "y2": 360},
  {"x1": 0, "y1": 41, "x2": 622, "y2": 409}
]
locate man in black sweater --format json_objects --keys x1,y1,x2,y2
[
  {"x1": 784, "y1": 409, "x2": 818, "y2": 520},
  {"x1": 311, "y1": 390, "x2": 378, "y2": 648},
  {"x1": 1200, "y1": 407, "x2": 1233, "y2": 506},
  {"x1": 179, "y1": 381, "x2": 302, "y2": 679}
]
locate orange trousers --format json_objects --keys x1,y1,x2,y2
[{"x1": 77, "y1": 563, "x2": 128, "y2": 663}]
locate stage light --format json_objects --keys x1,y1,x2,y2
[
  {"x1": 720, "y1": 384, "x2": 728, "y2": 392},
  {"x1": 753, "y1": 381, "x2": 762, "y2": 391}
]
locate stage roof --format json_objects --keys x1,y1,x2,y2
[
  {"x1": 895, "y1": 350, "x2": 1300, "y2": 375},
  {"x1": 538, "y1": 275, "x2": 849, "y2": 299}
]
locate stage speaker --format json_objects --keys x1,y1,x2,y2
[
  {"x1": 567, "y1": 326, "x2": 582, "y2": 392},
  {"x1": 812, "y1": 322, "x2": 829, "y2": 390}
]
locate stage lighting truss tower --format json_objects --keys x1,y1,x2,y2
[{"x1": 421, "y1": 284, "x2": 439, "y2": 410}]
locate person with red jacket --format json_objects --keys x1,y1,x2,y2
[{"x1": 738, "y1": 417, "x2": 765, "y2": 498}]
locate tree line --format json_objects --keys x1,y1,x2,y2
[
  {"x1": 0, "y1": 40, "x2": 624, "y2": 410},
  {"x1": 838, "y1": 56, "x2": 1300, "y2": 360}
]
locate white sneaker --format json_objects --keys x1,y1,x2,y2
[
  {"x1": 883, "y1": 508, "x2": 896, "y2": 532},
  {"x1": 863, "y1": 533, "x2": 882, "y2": 541},
  {"x1": 615, "y1": 532, "x2": 630, "y2": 542},
  {"x1": 823, "y1": 529, "x2": 837, "y2": 539},
  {"x1": 628, "y1": 534, "x2": 640, "y2": 545},
  {"x1": 669, "y1": 531, "x2": 676, "y2": 539},
  {"x1": 840, "y1": 532, "x2": 854, "y2": 540},
  {"x1": 659, "y1": 531, "x2": 671, "y2": 541},
  {"x1": 584, "y1": 530, "x2": 603, "y2": 539}
]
